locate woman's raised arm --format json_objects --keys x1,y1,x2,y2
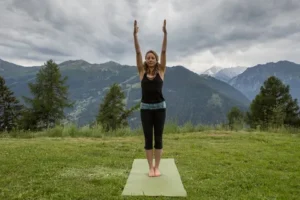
[
  {"x1": 160, "y1": 19, "x2": 167, "y2": 72},
  {"x1": 133, "y1": 20, "x2": 144, "y2": 75}
]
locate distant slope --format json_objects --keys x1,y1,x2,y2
[
  {"x1": 199, "y1": 74, "x2": 250, "y2": 106},
  {"x1": 228, "y1": 61, "x2": 300, "y2": 101}
]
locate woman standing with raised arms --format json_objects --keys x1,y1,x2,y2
[{"x1": 133, "y1": 19, "x2": 167, "y2": 177}]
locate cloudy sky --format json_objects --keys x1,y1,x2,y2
[{"x1": 1, "y1": 0, "x2": 300, "y2": 73}]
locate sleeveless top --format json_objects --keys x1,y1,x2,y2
[{"x1": 141, "y1": 72, "x2": 165, "y2": 104}]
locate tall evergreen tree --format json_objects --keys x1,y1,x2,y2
[
  {"x1": 248, "y1": 76, "x2": 300, "y2": 129},
  {"x1": 22, "y1": 59, "x2": 73, "y2": 130},
  {"x1": 227, "y1": 106, "x2": 244, "y2": 130},
  {"x1": 284, "y1": 98, "x2": 300, "y2": 127},
  {"x1": 96, "y1": 83, "x2": 139, "y2": 132},
  {"x1": 0, "y1": 76, "x2": 23, "y2": 132}
]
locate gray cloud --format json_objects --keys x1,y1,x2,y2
[{"x1": 0, "y1": 0, "x2": 300, "y2": 72}]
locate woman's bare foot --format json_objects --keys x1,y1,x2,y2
[
  {"x1": 148, "y1": 167, "x2": 155, "y2": 177},
  {"x1": 154, "y1": 167, "x2": 161, "y2": 177}
]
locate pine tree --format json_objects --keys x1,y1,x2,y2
[
  {"x1": 284, "y1": 98, "x2": 300, "y2": 127},
  {"x1": 22, "y1": 59, "x2": 73, "y2": 130},
  {"x1": 248, "y1": 76, "x2": 300, "y2": 129},
  {"x1": 96, "y1": 83, "x2": 139, "y2": 132},
  {"x1": 227, "y1": 106, "x2": 244, "y2": 130},
  {"x1": 0, "y1": 76, "x2": 23, "y2": 132}
]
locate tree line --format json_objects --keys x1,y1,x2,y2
[
  {"x1": 227, "y1": 76, "x2": 300, "y2": 130},
  {"x1": 1, "y1": 59, "x2": 300, "y2": 133}
]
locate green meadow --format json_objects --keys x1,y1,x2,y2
[{"x1": 1, "y1": 124, "x2": 300, "y2": 200}]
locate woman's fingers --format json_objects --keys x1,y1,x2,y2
[
  {"x1": 134, "y1": 20, "x2": 138, "y2": 34},
  {"x1": 163, "y1": 19, "x2": 167, "y2": 33}
]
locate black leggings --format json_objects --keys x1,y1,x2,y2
[{"x1": 140, "y1": 108, "x2": 166, "y2": 150}]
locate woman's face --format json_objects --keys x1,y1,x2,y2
[{"x1": 145, "y1": 52, "x2": 157, "y2": 68}]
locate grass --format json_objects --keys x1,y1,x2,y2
[{"x1": 0, "y1": 127, "x2": 300, "y2": 199}]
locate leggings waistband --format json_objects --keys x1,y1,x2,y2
[{"x1": 140, "y1": 101, "x2": 166, "y2": 110}]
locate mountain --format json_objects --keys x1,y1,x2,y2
[
  {"x1": 201, "y1": 66, "x2": 223, "y2": 76},
  {"x1": 0, "y1": 59, "x2": 39, "y2": 77},
  {"x1": 1, "y1": 58, "x2": 250, "y2": 127},
  {"x1": 228, "y1": 61, "x2": 300, "y2": 102},
  {"x1": 214, "y1": 66, "x2": 248, "y2": 82},
  {"x1": 200, "y1": 66, "x2": 247, "y2": 82}
]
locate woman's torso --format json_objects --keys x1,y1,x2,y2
[{"x1": 141, "y1": 72, "x2": 165, "y2": 104}]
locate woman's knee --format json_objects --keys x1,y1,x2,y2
[
  {"x1": 154, "y1": 135, "x2": 163, "y2": 149},
  {"x1": 141, "y1": 109, "x2": 154, "y2": 149}
]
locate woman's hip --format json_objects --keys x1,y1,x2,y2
[{"x1": 140, "y1": 101, "x2": 166, "y2": 110}]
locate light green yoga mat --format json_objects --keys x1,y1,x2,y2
[{"x1": 122, "y1": 158, "x2": 187, "y2": 197}]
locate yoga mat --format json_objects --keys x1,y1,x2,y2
[{"x1": 121, "y1": 158, "x2": 187, "y2": 197}]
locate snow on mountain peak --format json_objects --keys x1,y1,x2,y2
[{"x1": 202, "y1": 66, "x2": 223, "y2": 75}]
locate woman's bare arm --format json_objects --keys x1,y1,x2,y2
[
  {"x1": 160, "y1": 20, "x2": 167, "y2": 72},
  {"x1": 133, "y1": 20, "x2": 144, "y2": 75}
]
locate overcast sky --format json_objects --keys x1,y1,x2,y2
[{"x1": 1, "y1": 0, "x2": 300, "y2": 72}]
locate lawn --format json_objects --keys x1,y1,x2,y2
[{"x1": 0, "y1": 130, "x2": 299, "y2": 200}]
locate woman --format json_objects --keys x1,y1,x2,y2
[{"x1": 133, "y1": 19, "x2": 167, "y2": 177}]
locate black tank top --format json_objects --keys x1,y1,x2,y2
[{"x1": 141, "y1": 72, "x2": 165, "y2": 103}]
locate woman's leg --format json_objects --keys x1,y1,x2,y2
[
  {"x1": 153, "y1": 108, "x2": 166, "y2": 176},
  {"x1": 140, "y1": 109, "x2": 155, "y2": 176}
]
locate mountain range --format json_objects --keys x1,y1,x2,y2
[
  {"x1": 228, "y1": 61, "x2": 300, "y2": 101},
  {"x1": 1, "y1": 58, "x2": 250, "y2": 128},
  {"x1": 1, "y1": 58, "x2": 299, "y2": 128}
]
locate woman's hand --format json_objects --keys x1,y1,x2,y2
[
  {"x1": 162, "y1": 19, "x2": 167, "y2": 34},
  {"x1": 134, "y1": 20, "x2": 139, "y2": 35}
]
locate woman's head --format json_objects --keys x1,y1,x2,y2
[{"x1": 144, "y1": 50, "x2": 159, "y2": 73}]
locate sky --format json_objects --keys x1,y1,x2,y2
[{"x1": 1, "y1": 0, "x2": 300, "y2": 73}]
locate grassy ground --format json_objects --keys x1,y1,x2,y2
[{"x1": 0, "y1": 130, "x2": 300, "y2": 200}]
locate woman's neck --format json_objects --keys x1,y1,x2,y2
[{"x1": 148, "y1": 68, "x2": 156, "y2": 75}]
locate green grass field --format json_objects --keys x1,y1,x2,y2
[{"x1": 1, "y1": 130, "x2": 300, "y2": 200}]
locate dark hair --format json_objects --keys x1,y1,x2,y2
[{"x1": 143, "y1": 50, "x2": 160, "y2": 74}]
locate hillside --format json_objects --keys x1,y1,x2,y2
[
  {"x1": 199, "y1": 74, "x2": 250, "y2": 106},
  {"x1": 1, "y1": 58, "x2": 250, "y2": 127}
]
